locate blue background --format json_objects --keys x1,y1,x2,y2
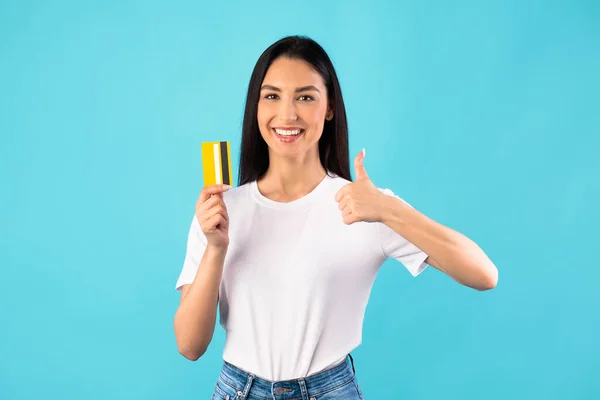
[{"x1": 1, "y1": 0, "x2": 598, "y2": 399}]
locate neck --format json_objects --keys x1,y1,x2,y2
[{"x1": 257, "y1": 150, "x2": 327, "y2": 202}]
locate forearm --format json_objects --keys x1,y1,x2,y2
[
  {"x1": 381, "y1": 196, "x2": 498, "y2": 290},
  {"x1": 174, "y1": 246, "x2": 226, "y2": 360}
]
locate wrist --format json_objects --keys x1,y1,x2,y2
[
  {"x1": 380, "y1": 195, "x2": 409, "y2": 226},
  {"x1": 206, "y1": 244, "x2": 228, "y2": 259}
]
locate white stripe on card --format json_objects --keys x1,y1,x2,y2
[{"x1": 213, "y1": 143, "x2": 221, "y2": 184}]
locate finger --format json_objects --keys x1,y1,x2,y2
[
  {"x1": 204, "y1": 214, "x2": 225, "y2": 233},
  {"x1": 344, "y1": 214, "x2": 359, "y2": 225},
  {"x1": 214, "y1": 211, "x2": 228, "y2": 230},
  {"x1": 211, "y1": 190, "x2": 228, "y2": 200},
  {"x1": 203, "y1": 203, "x2": 229, "y2": 224},
  {"x1": 197, "y1": 194, "x2": 220, "y2": 213},
  {"x1": 218, "y1": 204, "x2": 229, "y2": 224},
  {"x1": 204, "y1": 191, "x2": 229, "y2": 210},
  {"x1": 338, "y1": 194, "x2": 349, "y2": 211},
  {"x1": 203, "y1": 213, "x2": 227, "y2": 233},
  {"x1": 335, "y1": 185, "x2": 349, "y2": 202},
  {"x1": 198, "y1": 199, "x2": 229, "y2": 227},
  {"x1": 342, "y1": 206, "x2": 352, "y2": 218},
  {"x1": 354, "y1": 149, "x2": 368, "y2": 181},
  {"x1": 198, "y1": 185, "x2": 231, "y2": 202},
  {"x1": 200, "y1": 184, "x2": 231, "y2": 202},
  {"x1": 215, "y1": 197, "x2": 229, "y2": 222}
]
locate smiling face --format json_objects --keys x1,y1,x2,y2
[{"x1": 257, "y1": 57, "x2": 333, "y2": 160}]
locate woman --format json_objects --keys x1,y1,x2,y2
[{"x1": 174, "y1": 35, "x2": 498, "y2": 400}]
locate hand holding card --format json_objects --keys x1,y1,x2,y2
[{"x1": 198, "y1": 141, "x2": 233, "y2": 250}]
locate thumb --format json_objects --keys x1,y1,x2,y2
[{"x1": 354, "y1": 148, "x2": 369, "y2": 180}]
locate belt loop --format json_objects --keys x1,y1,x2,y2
[
  {"x1": 348, "y1": 353, "x2": 355, "y2": 375},
  {"x1": 241, "y1": 372, "x2": 254, "y2": 399},
  {"x1": 298, "y1": 378, "x2": 309, "y2": 400}
]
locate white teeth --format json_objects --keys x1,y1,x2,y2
[{"x1": 274, "y1": 128, "x2": 303, "y2": 136}]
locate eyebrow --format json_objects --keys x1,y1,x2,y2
[{"x1": 260, "y1": 85, "x2": 320, "y2": 93}]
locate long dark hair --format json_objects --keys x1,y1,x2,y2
[{"x1": 238, "y1": 35, "x2": 351, "y2": 186}]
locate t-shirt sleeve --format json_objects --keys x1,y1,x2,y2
[
  {"x1": 175, "y1": 214, "x2": 208, "y2": 292},
  {"x1": 376, "y1": 188, "x2": 429, "y2": 277}
]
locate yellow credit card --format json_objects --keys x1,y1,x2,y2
[{"x1": 201, "y1": 141, "x2": 232, "y2": 187}]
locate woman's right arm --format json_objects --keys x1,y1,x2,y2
[
  {"x1": 174, "y1": 184, "x2": 231, "y2": 361},
  {"x1": 174, "y1": 245, "x2": 226, "y2": 360}
]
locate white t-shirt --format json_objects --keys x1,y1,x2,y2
[{"x1": 175, "y1": 172, "x2": 429, "y2": 381}]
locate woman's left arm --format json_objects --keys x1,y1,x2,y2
[
  {"x1": 336, "y1": 150, "x2": 498, "y2": 292},
  {"x1": 379, "y1": 195, "x2": 498, "y2": 291}
]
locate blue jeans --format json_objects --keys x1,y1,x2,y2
[{"x1": 211, "y1": 353, "x2": 365, "y2": 400}]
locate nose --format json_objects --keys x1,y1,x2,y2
[{"x1": 278, "y1": 98, "x2": 298, "y2": 121}]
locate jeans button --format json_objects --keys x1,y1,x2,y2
[{"x1": 274, "y1": 387, "x2": 284, "y2": 395}]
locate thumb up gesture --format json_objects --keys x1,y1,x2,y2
[{"x1": 334, "y1": 149, "x2": 388, "y2": 225}]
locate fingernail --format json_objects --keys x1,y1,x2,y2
[
  {"x1": 223, "y1": 185, "x2": 232, "y2": 189},
  {"x1": 362, "y1": 148, "x2": 366, "y2": 158}
]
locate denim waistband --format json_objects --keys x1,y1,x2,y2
[{"x1": 217, "y1": 353, "x2": 356, "y2": 399}]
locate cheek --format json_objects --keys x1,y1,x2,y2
[
  {"x1": 256, "y1": 104, "x2": 270, "y2": 135},
  {"x1": 257, "y1": 103, "x2": 266, "y2": 125},
  {"x1": 301, "y1": 107, "x2": 326, "y2": 128},
  {"x1": 307, "y1": 113, "x2": 325, "y2": 134}
]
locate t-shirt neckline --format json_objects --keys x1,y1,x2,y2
[{"x1": 250, "y1": 172, "x2": 333, "y2": 209}]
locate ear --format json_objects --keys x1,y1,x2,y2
[{"x1": 326, "y1": 105, "x2": 334, "y2": 121}]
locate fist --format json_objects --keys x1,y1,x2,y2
[
  {"x1": 195, "y1": 184, "x2": 231, "y2": 249},
  {"x1": 335, "y1": 149, "x2": 387, "y2": 225}
]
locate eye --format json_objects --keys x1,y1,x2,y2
[
  {"x1": 298, "y1": 95, "x2": 314, "y2": 101},
  {"x1": 264, "y1": 93, "x2": 278, "y2": 100}
]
